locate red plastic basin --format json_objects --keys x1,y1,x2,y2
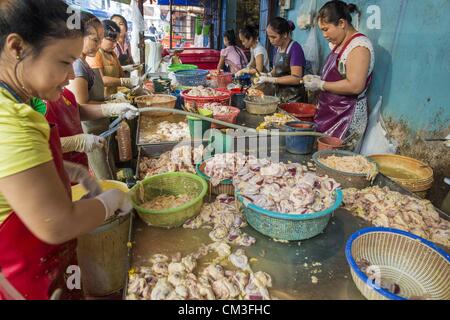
[{"x1": 279, "y1": 103, "x2": 317, "y2": 122}]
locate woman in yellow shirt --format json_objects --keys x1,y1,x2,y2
[
  {"x1": 87, "y1": 20, "x2": 141, "y2": 98},
  {"x1": 0, "y1": 0, "x2": 131, "y2": 300}
]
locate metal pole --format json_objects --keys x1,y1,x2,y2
[
  {"x1": 169, "y1": 0, "x2": 173, "y2": 49},
  {"x1": 138, "y1": 0, "x2": 146, "y2": 67}
]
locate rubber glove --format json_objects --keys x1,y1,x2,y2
[
  {"x1": 95, "y1": 189, "x2": 133, "y2": 221},
  {"x1": 63, "y1": 161, "x2": 102, "y2": 198},
  {"x1": 303, "y1": 75, "x2": 325, "y2": 92},
  {"x1": 446, "y1": 134, "x2": 450, "y2": 148},
  {"x1": 120, "y1": 76, "x2": 142, "y2": 88},
  {"x1": 61, "y1": 134, "x2": 105, "y2": 153},
  {"x1": 122, "y1": 65, "x2": 137, "y2": 72},
  {"x1": 257, "y1": 76, "x2": 277, "y2": 84},
  {"x1": 101, "y1": 102, "x2": 139, "y2": 120}
]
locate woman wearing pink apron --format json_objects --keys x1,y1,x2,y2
[
  {"x1": 304, "y1": 1, "x2": 375, "y2": 152},
  {"x1": 0, "y1": 2, "x2": 132, "y2": 300}
]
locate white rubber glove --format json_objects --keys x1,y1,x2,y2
[
  {"x1": 446, "y1": 134, "x2": 450, "y2": 148},
  {"x1": 64, "y1": 161, "x2": 102, "y2": 198},
  {"x1": 120, "y1": 76, "x2": 142, "y2": 88},
  {"x1": 122, "y1": 65, "x2": 136, "y2": 72},
  {"x1": 303, "y1": 75, "x2": 325, "y2": 92},
  {"x1": 61, "y1": 134, "x2": 105, "y2": 153},
  {"x1": 257, "y1": 76, "x2": 277, "y2": 84},
  {"x1": 95, "y1": 189, "x2": 133, "y2": 221},
  {"x1": 101, "y1": 103, "x2": 139, "y2": 120}
]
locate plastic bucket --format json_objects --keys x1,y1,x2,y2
[
  {"x1": 231, "y1": 93, "x2": 246, "y2": 109},
  {"x1": 72, "y1": 180, "x2": 130, "y2": 297},
  {"x1": 284, "y1": 121, "x2": 317, "y2": 155},
  {"x1": 187, "y1": 109, "x2": 212, "y2": 140},
  {"x1": 318, "y1": 136, "x2": 344, "y2": 151}
]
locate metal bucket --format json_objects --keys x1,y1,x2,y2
[{"x1": 72, "y1": 180, "x2": 131, "y2": 297}]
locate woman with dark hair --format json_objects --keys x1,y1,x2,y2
[
  {"x1": 0, "y1": 0, "x2": 131, "y2": 300},
  {"x1": 87, "y1": 19, "x2": 141, "y2": 97},
  {"x1": 111, "y1": 14, "x2": 137, "y2": 69},
  {"x1": 257, "y1": 17, "x2": 307, "y2": 102},
  {"x1": 303, "y1": 1, "x2": 374, "y2": 151},
  {"x1": 236, "y1": 25, "x2": 270, "y2": 76},
  {"x1": 47, "y1": 12, "x2": 137, "y2": 179},
  {"x1": 217, "y1": 30, "x2": 248, "y2": 74}
]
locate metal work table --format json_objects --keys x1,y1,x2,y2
[{"x1": 126, "y1": 109, "x2": 448, "y2": 300}]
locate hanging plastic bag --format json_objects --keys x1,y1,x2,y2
[
  {"x1": 303, "y1": 26, "x2": 320, "y2": 75},
  {"x1": 360, "y1": 97, "x2": 398, "y2": 155},
  {"x1": 130, "y1": 0, "x2": 146, "y2": 64},
  {"x1": 297, "y1": 0, "x2": 316, "y2": 30}
]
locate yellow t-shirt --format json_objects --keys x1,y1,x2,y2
[{"x1": 0, "y1": 87, "x2": 53, "y2": 223}]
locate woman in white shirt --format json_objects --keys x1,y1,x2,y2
[{"x1": 236, "y1": 25, "x2": 270, "y2": 75}]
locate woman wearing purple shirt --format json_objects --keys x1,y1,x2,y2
[{"x1": 258, "y1": 17, "x2": 307, "y2": 103}]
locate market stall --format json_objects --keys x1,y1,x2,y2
[{"x1": 95, "y1": 71, "x2": 449, "y2": 301}]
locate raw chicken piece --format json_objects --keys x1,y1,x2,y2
[
  {"x1": 152, "y1": 262, "x2": 169, "y2": 277},
  {"x1": 229, "y1": 249, "x2": 251, "y2": 272},
  {"x1": 181, "y1": 255, "x2": 197, "y2": 273},
  {"x1": 168, "y1": 262, "x2": 186, "y2": 275},
  {"x1": 150, "y1": 278, "x2": 174, "y2": 300},
  {"x1": 150, "y1": 254, "x2": 169, "y2": 264},
  {"x1": 208, "y1": 242, "x2": 231, "y2": 258},
  {"x1": 212, "y1": 278, "x2": 241, "y2": 299},
  {"x1": 202, "y1": 264, "x2": 225, "y2": 281}
]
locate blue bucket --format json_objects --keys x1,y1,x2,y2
[{"x1": 284, "y1": 121, "x2": 317, "y2": 155}]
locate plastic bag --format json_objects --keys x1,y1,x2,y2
[
  {"x1": 130, "y1": 0, "x2": 146, "y2": 63},
  {"x1": 303, "y1": 26, "x2": 320, "y2": 75},
  {"x1": 360, "y1": 97, "x2": 398, "y2": 155},
  {"x1": 297, "y1": 0, "x2": 316, "y2": 30}
]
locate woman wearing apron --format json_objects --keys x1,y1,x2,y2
[
  {"x1": 0, "y1": 0, "x2": 132, "y2": 300},
  {"x1": 87, "y1": 20, "x2": 141, "y2": 98},
  {"x1": 257, "y1": 17, "x2": 307, "y2": 103},
  {"x1": 53, "y1": 13, "x2": 137, "y2": 178},
  {"x1": 111, "y1": 14, "x2": 137, "y2": 69},
  {"x1": 236, "y1": 25, "x2": 271, "y2": 76},
  {"x1": 303, "y1": 1, "x2": 374, "y2": 152}
]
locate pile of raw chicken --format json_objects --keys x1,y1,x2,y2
[
  {"x1": 141, "y1": 194, "x2": 193, "y2": 211},
  {"x1": 202, "y1": 153, "x2": 340, "y2": 214},
  {"x1": 319, "y1": 155, "x2": 378, "y2": 180},
  {"x1": 140, "y1": 120, "x2": 189, "y2": 143},
  {"x1": 343, "y1": 186, "x2": 450, "y2": 247},
  {"x1": 201, "y1": 102, "x2": 233, "y2": 115},
  {"x1": 184, "y1": 194, "x2": 256, "y2": 247},
  {"x1": 127, "y1": 241, "x2": 272, "y2": 300},
  {"x1": 186, "y1": 86, "x2": 228, "y2": 97},
  {"x1": 256, "y1": 113, "x2": 295, "y2": 130},
  {"x1": 139, "y1": 145, "x2": 204, "y2": 179},
  {"x1": 127, "y1": 195, "x2": 271, "y2": 300}
]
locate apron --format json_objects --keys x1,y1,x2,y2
[
  {"x1": 272, "y1": 41, "x2": 307, "y2": 103},
  {"x1": 45, "y1": 88, "x2": 89, "y2": 168},
  {"x1": 0, "y1": 84, "x2": 81, "y2": 300},
  {"x1": 98, "y1": 48, "x2": 122, "y2": 98},
  {"x1": 115, "y1": 40, "x2": 133, "y2": 66},
  {"x1": 315, "y1": 33, "x2": 372, "y2": 139}
]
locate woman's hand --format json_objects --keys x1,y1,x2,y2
[{"x1": 303, "y1": 75, "x2": 325, "y2": 91}]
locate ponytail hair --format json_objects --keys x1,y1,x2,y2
[
  {"x1": 318, "y1": 1, "x2": 360, "y2": 26},
  {"x1": 268, "y1": 17, "x2": 296, "y2": 35}
]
